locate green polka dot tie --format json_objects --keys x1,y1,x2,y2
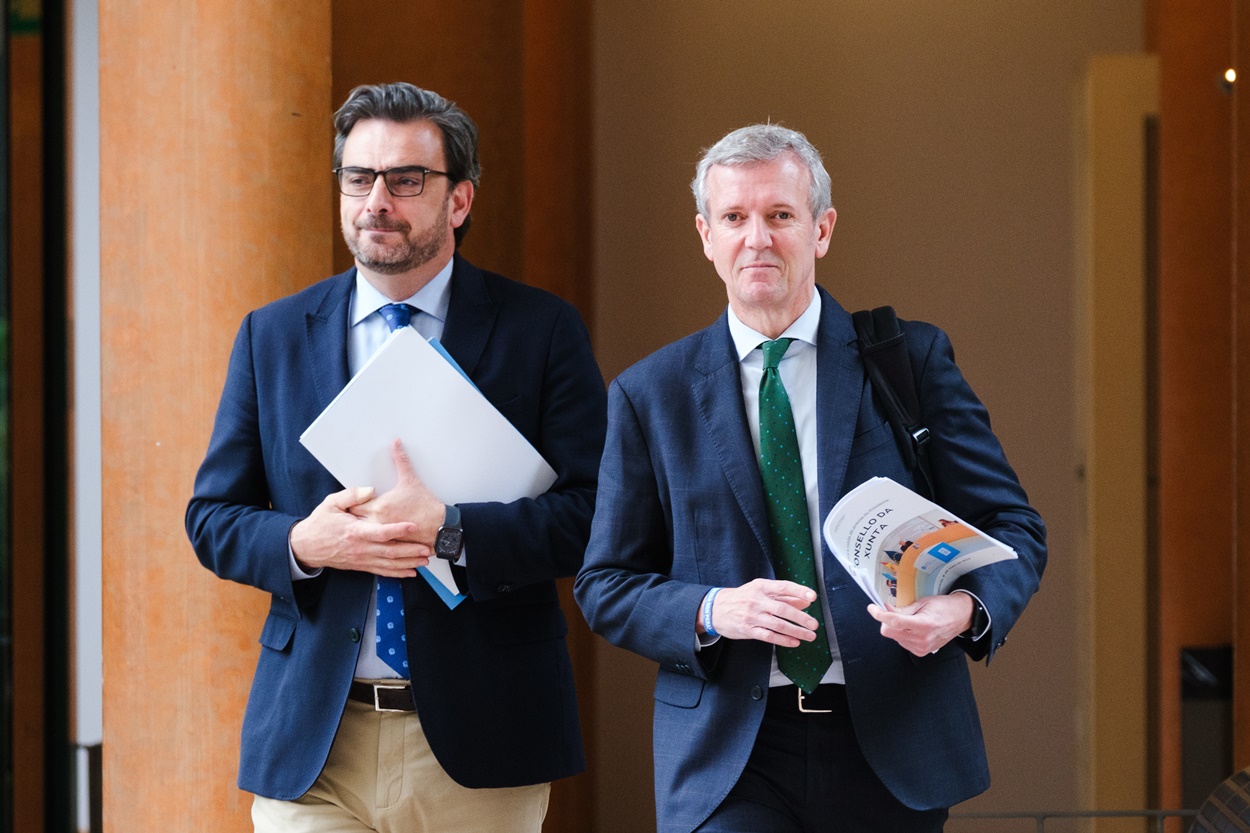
[{"x1": 759, "y1": 338, "x2": 832, "y2": 693}]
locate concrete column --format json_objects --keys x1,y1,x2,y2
[{"x1": 99, "y1": 4, "x2": 331, "y2": 830}]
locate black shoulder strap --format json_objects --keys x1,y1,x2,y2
[{"x1": 852, "y1": 306, "x2": 935, "y2": 497}]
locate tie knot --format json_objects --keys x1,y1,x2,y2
[
  {"x1": 379, "y1": 303, "x2": 416, "y2": 332},
  {"x1": 761, "y1": 338, "x2": 794, "y2": 370}
]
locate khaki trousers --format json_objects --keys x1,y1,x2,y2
[{"x1": 252, "y1": 697, "x2": 550, "y2": 833}]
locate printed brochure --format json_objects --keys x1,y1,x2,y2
[{"x1": 821, "y1": 477, "x2": 1016, "y2": 607}]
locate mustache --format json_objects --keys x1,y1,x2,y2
[{"x1": 356, "y1": 218, "x2": 410, "y2": 233}]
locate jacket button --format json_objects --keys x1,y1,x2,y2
[
  {"x1": 751, "y1": 686, "x2": 764, "y2": 700},
  {"x1": 348, "y1": 628, "x2": 361, "y2": 643}
]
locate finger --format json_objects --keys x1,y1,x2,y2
[
  {"x1": 868, "y1": 604, "x2": 902, "y2": 625},
  {"x1": 756, "y1": 579, "x2": 819, "y2": 602},
  {"x1": 325, "y1": 486, "x2": 375, "y2": 511},
  {"x1": 368, "y1": 562, "x2": 426, "y2": 578},
  {"x1": 764, "y1": 600, "x2": 820, "y2": 631},
  {"x1": 365, "y1": 546, "x2": 433, "y2": 577},
  {"x1": 391, "y1": 438, "x2": 416, "y2": 482},
  {"x1": 354, "y1": 520, "x2": 421, "y2": 543},
  {"x1": 744, "y1": 619, "x2": 815, "y2": 647}
]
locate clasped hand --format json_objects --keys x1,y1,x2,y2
[{"x1": 290, "y1": 440, "x2": 445, "y2": 578}]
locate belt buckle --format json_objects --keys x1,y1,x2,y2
[
  {"x1": 373, "y1": 683, "x2": 410, "y2": 713},
  {"x1": 797, "y1": 688, "x2": 832, "y2": 714}
]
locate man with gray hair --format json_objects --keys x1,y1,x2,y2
[
  {"x1": 576, "y1": 124, "x2": 1046, "y2": 832},
  {"x1": 188, "y1": 82, "x2": 606, "y2": 832}
]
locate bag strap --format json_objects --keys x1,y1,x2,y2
[{"x1": 852, "y1": 306, "x2": 935, "y2": 497}]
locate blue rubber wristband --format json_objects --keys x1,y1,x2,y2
[{"x1": 702, "y1": 588, "x2": 722, "y2": 638}]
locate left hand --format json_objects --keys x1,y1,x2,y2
[
  {"x1": 867, "y1": 592, "x2": 974, "y2": 657},
  {"x1": 350, "y1": 439, "x2": 446, "y2": 546}
]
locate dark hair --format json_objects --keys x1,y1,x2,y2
[{"x1": 334, "y1": 82, "x2": 480, "y2": 248}]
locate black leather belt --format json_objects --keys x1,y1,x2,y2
[
  {"x1": 768, "y1": 684, "x2": 848, "y2": 715},
  {"x1": 348, "y1": 680, "x2": 415, "y2": 712}
]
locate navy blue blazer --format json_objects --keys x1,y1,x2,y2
[
  {"x1": 186, "y1": 255, "x2": 606, "y2": 799},
  {"x1": 575, "y1": 287, "x2": 1046, "y2": 833}
]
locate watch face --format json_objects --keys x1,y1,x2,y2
[{"x1": 435, "y1": 527, "x2": 464, "y2": 560}]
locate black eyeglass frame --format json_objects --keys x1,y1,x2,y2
[{"x1": 332, "y1": 166, "x2": 453, "y2": 197}]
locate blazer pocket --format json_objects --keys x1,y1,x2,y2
[
  {"x1": 488, "y1": 392, "x2": 524, "y2": 428},
  {"x1": 654, "y1": 668, "x2": 705, "y2": 709},
  {"x1": 848, "y1": 418, "x2": 896, "y2": 458},
  {"x1": 258, "y1": 612, "x2": 296, "y2": 653},
  {"x1": 484, "y1": 602, "x2": 568, "y2": 645}
]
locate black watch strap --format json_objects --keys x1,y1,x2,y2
[
  {"x1": 962, "y1": 595, "x2": 988, "y2": 639},
  {"x1": 434, "y1": 504, "x2": 463, "y2": 560}
]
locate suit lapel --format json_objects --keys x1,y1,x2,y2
[
  {"x1": 304, "y1": 269, "x2": 355, "y2": 411},
  {"x1": 692, "y1": 316, "x2": 773, "y2": 571},
  {"x1": 814, "y1": 286, "x2": 866, "y2": 551},
  {"x1": 440, "y1": 255, "x2": 500, "y2": 377}
]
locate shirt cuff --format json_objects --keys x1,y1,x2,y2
[{"x1": 288, "y1": 528, "x2": 321, "y2": 580}]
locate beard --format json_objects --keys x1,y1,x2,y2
[{"x1": 343, "y1": 198, "x2": 451, "y2": 276}]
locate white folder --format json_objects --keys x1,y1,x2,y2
[{"x1": 299, "y1": 327, "x2": 558, "y2": 605}]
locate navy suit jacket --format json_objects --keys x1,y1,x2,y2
[
  {"x1": 186, "y1": 255, "x2": 606, "y2": 799},
  {"x1": 575, "y1": 287, "x2": 1046, "y2": 833}
]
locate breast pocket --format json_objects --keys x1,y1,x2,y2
[{"x1": 849, "y1": 418, "x2": 896, "y2": 458}]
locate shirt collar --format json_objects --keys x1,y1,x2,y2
[
  {"x1": 350, "y1": 257, "x2": 455, "y2": 327},
  {"x1": 725, "y1": 287, "x2": 822, "y2": 362}
]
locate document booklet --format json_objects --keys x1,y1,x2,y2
[
  {"x1": 299, "y1": 327, "x2": 559, "y2": 609},
  {"x1": 821, "y1": 477, "x2": 1017, "y2": 608}
]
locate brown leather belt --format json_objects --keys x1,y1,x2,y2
[
  {"x1": 348, "y1": 680, "x2": 415, "y2": 713},
  {"x1": 768, "y1": 684, "x2": 848, "y2": 715}
]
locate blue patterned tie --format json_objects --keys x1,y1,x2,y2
[
  {"x1": 375, "y1": 302, "x2": 416, "y2": 676},
  {"x1": 759, "y1": 339, "x2": 832, "y2": 692}
]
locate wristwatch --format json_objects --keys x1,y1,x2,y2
[
  {"x1": 962, "y1": 594, "x2": 989, "y2": 639},
  {"x1": 434, "y1": 504, "x2": 463, "y2": 561}
]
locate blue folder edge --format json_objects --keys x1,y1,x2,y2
[
  {"x1": 419, "y1": 565, "x2": 467, "y2": 609},
  {"x1": 418, "y1": 337, "x2": 470, "y2": 608}
]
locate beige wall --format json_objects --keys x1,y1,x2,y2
[{"x1": 591, "y1": 2, "x2": 1142, "y2": 829}]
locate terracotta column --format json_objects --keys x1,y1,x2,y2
[{"x1": 98, "y1": 3, "x2": 331, "y2": 830}]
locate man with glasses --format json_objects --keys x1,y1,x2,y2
[
  {"x1": 575, "y1": 124, "x2": 1046, "y2": 832},
  {"x1": 187, "y1": 82, "x2": 606, "y2": 832}
]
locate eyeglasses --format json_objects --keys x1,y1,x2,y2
[{"x1": 332, "y1": 166, "x2": 451, "y2": 198}]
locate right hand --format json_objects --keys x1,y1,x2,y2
[
  {"x1": 290, "y1": 486, "x2": 432, "y2": 577},
  {"x1": 701, "y1": 578, "x2": 821, "y2": 647}
]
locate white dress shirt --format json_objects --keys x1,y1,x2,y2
[{"x1": 724, "y1": 288, "x2": 847, "y2": 687}]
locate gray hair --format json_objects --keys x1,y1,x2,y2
[
  {"x1": 333, "y1": 82, "x2": 480, "y2": 248},
  {"x1": 691, "y1": 124, "x2": 832, "y2": 220}
]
